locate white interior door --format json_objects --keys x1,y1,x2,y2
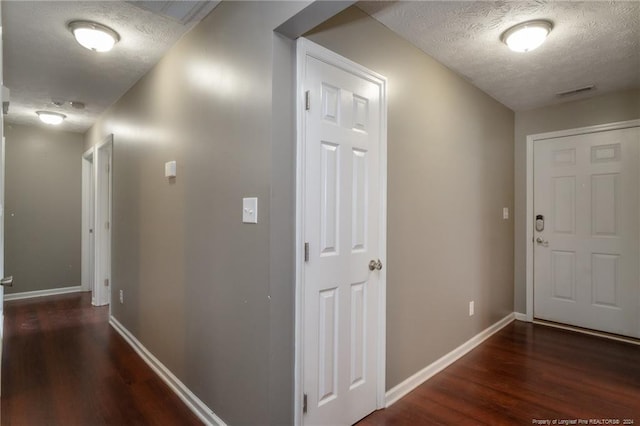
[
  {"x1": 534, "y1": 126, "x2": 640, "y2": 338},
  {"x1": 0, "y1": 135, "x2": 4, "y2": 397},
  {"x1": 300, "y1": 40, "x2": 386, "y2": 426},
  {"x1": 0, "y1": 1, "x2": 5, "y2": 397},
  {"x1": 82, "y1": 150, "x2": 95, "y2": 303},
  {"x1": 94, "y1": 138, "x2": 112, "y2": 307}
]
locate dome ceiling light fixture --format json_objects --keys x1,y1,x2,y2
[
  {"x1": 501, "y1": 20, "x2": 553, "y2": 53},
  {"x1": 68, "y1": 20, "x2": 120, "y2": 52},
  {"x1": 36, "y1": 111, "x2": 67, "y2": 125}
]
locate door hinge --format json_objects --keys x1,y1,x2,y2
[
  {"x1": 104, "y1": 278, "x2": 109, "y2": 287},
  {"x1": 105, "y1": 221, "x2": 110, "y2": 230},
  {"x1": 106, "y1": 163, "x2": 110, "y2": 173},
  {"x1": 304, "y1": 242, "x2": 309, "y2": 262},
  {"x1": 303, "y1": 393, "x2": 308, "y2": 414},
  {"x1": 305, "y1": 91, "x2": 310, "y2": 111}
]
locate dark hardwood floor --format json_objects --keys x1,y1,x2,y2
[
  {"x1": 359, "y1": 321, "x2": 640, "y2": 425},
  {"x1": 1, "y1": 292, "x2": 202, "y2": 426},
  {"x1": 3, "y1": 294, "x2": 639, "y2": 425}
]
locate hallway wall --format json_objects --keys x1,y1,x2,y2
[
  {"x1": 84, "y1": 2, "x2": 308, "y2": 424},
  {"x1": 4, "y1": 123, "x2": 83, "y2": 294}
]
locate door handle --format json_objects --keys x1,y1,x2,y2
[
  {"x1": 1, "y1": 276, "x2": 14, "y2": 287},
  {"x1": 369, "y1": 259, "x2": 383, "y2": 271},
  {"x1": 535, "y1": 237, "x2": 549, "y2": 247}
]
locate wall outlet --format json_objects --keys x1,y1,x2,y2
[
  {"x1": 242, "y1": 197, "x2": 258, "y2": 224},
  {"x1": 469, "y1": 301, "x2": 474, "y2": 316},
  {"x1": 119, "y1": 290, "x2": 124, "y2": 304}
]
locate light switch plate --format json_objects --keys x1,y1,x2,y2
[
  {"x1": 503, "y1": 207, "x2": 509, "y2": 220},
  {"x1": 243, "y1": 197, "x2": 258, "y2": 224},
  {"x1": 165, "y1": 161, "x2": 177, "y2": 178}
]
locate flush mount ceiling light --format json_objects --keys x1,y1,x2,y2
[
  {"x1": 501, "y1": 20, "x2": 553, "y2": 52},
  {"x1": 36, "y1": 111, "x2": 66, "y2": 125},
  {"x1": 68, "y1": 20, "x2": 120, "y2": 52}
]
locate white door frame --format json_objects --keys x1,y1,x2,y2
[
  {"x1": 0, "y1": 1, "x2": 5, "y2": 395},
  {"x1": 0, "y1": 135, "x2": 5, "y2": 396},
  {"x1": 94, "y1": 135, "x2": 113, "y2": 307},
  {"x1": 294, "y1": 38, "x2": 388, "y2": 425},
  {"x1": 525, "y1": 119, "x2": 640, "y2": 322},
  {"x1": 81, "y1": 147, "x2": 95, "y2": 301}
]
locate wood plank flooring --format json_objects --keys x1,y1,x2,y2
[
  {"x1": 1, "y1": 292, "x2": 202, "y2": 426},
  {"x1": 3, "y1": 293, "x2": 640, "y2": 425},
  {"x1": 358, "y1": 321, "x2": 640, "y2": 425}
]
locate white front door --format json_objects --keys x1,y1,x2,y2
[
  {"x1": 300, "y1": 40, "x2": 386, "y2": 425},
  {"x1": 534, "y1": 126, "x2": 640, "y2": 338}
]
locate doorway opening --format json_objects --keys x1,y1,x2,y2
[
  {"x1": 81, "y1": 148, "x2": 95, "y2": 303},
  {"x1": 82, "y1": 135, "x2": 112, "y2": 307}
]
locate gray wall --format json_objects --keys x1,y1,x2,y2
[
  {"x1": 84, "y1": 2, "x2": 308, "y2": 424},
  {"x1": 306, "y1": 7, "x2": 515, "y2": 390},
  {"x1": 4, "y1": 123, "x2": 83, "y2": 294},
  {"x1": 514, "y1": 89, "x2": 640, "y2": 313}
]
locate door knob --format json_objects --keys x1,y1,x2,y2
[
  {"x1": 369, "y1": 259, "x2": 383, "y2": 271},
  {"x1": 1, "y1": 276, "x2": 14, "y2": 287},
  {"x1": 535, "y1": 237, "x2": 549, "y2": 247}
]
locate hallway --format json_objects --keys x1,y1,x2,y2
[{"x1": 1, "y1": 293, "x2": 202, "y2": 425}]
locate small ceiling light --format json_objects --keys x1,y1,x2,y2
[
  {"x1": 68, "y1": 20, "x2": 120, "y2": 52},
  {"x1": 36, "y1": 111, "x2": 66, "y2": 125},
  {"x1": 501, "y1": 20, "x2": 553, "y2": 53}
]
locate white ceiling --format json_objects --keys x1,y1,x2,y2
[
  {"x1": 2, "y1": 1, "x2": 639, "y2": 134},
  {"x1": 2, "y1": 1, "x2": 218, "y2": 133},
  {"x1": 357, "y1": 1, "x2": 640, "y2": 111}
]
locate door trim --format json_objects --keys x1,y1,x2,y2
[
  {"x1": 294, "y1": 38, "x2": 387, "y2": 425},
  {"x1": 524, "y1": 119, "x2": 640, "y2": 322}
]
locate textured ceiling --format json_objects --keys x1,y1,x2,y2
[
  {"x1": 3, "y1": 1, "x2": 218, "y2": 133},
  {"x1": 357, "y1": 1, "x2": 640, "y2": 111},
  {"x1": 3, "y1": 1, "x2": 638, "y2": 133}
]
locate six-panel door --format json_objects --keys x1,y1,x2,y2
[
  {"x1": 303, "y1": 55, "x2": 383, "y2": 425},
  {"x1": 534, "y1": 127, "x2": 640, "y2": 338}
]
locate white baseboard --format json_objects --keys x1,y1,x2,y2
[
  {"x1": 385, "y1": 312, "x2": 515, "y2": 407},
  {"x1": 514, "y1": 312, "x2": 528, "y2": 322},
  {"x1": 4, "y1": 285, "x2": 84, "y2": 301},
  {"x1": 109, "y1": 316, "x2": 226, "y2": 426}
]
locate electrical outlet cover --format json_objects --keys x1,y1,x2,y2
[{"x1": 243, "y1": 197, "x2": 258, "y2": 223}]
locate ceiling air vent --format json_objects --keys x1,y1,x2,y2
[
  {"x1": 556, "y1": 85, "x2": 595, "y2": 98},
  {"x1": 127, "y1": 1, "x2": 220, "y2": 26}
]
